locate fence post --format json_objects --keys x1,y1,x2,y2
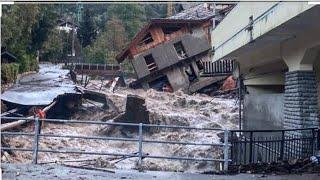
[
  {"x1": 249, "y1": 131, "x2": 253, "y2": 163},
  {"x1": 317, "y1": 129, "x2": 320, "y2": 151},
  {"x1": 280, "y1": 130, "x2": 285, "y2": 160},
  {"x1": 32, "y1": 117, "x2": 40, "y2": 164},
  {"x1": 138, "y1": 123, "x2": 143, "y2": 171},
  {"x1": 311, "y1": 129, "x2": 315, "y2": 155},
  {"x1": 224, "y1": 129, "x2": 229, "y2": 172}
]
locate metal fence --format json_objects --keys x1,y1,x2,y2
[
  {"x1": 202, "y1": 59, "x2": 235, "y2": 76},
  {"x1": 230, "y1": 128, "x2": 319, "y2": 165},
  {"x1": 1, "y1": 117, "x2": 231, "y2": 171}
]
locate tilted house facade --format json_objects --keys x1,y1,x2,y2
[{"x1": 116, "y1": 4, "x2": 216, "y2": 92}]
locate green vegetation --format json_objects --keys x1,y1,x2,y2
[
  {"x1": 1, "y1": 3, "x2": 173, "y2": 77},
  {"x1": 77, "y1": 4, "x2": 168, "y2": 65},
  {"x1": 1, "y1": 63, "x2": 19, "y2": 84},
  {"x1": 1, "y1": 4, "x2": 57, "y2": 74}
]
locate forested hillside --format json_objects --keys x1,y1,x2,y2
[{"x1": 1, "y1": 3, "x2": 176, "y2": 71}]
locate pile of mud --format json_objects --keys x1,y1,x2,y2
[{"x1": 2, "y1": 81, "x2": 239, "y2": 173}]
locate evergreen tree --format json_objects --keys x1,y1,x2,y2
[
  {"x1": 31, "y1": 5, "x2": 58, "y2": 53},
  {"x1": 77, "y1": 8, "x2": 97, "y2": 48}
]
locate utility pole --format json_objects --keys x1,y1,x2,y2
[
  {"x1": 77, "y1": 1, "x2": 83, "y2": 63},
  {"x1": 72, "y1": 17, "x2": 75, "y2": 59}
]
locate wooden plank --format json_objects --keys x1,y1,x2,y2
[{"x1": 0, "y1": 101, "x2": 57, "y2": 131}]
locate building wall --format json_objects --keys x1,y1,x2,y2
[
  {"x1": 212, "y1": 2, "x2": 316, "y2": 61},
  {"x1": 243, "y1": 93, "x2": 284, "y2": 130},
  {"x1": 132, "y1": 34, "x2": 211, "y2": 79},
  {"x1": 130, "y1": 27, "x2": 188, "y2": 56},
  {"x1": 315, "y1": 58, "x2": 320, "y2": 114},
  {"x1": 130, "y1": 21, "x2": 211, "y2": 57}
]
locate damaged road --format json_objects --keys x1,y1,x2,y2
[{"x1": 1, "y1": 64, "x2": 78, "y2": 106}]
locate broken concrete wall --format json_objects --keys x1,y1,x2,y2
[
  {"x1": 166, "y1": 67, "x2": 190, "y2": 91},
  {"x1": 114, "y1": 94, "x2": 149, "y2": 124}
]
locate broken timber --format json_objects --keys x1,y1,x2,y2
[
  {"x1": 1, "y1": 108, "x2": 23, "y2": 117},
  {"x1": 0, "y1": 101, "x2": 57, "y2": 131}
]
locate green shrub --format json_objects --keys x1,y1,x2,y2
[
  {"x1": 18, "y1": 53, "x2": 38, "y2": 73},
  {"x1": 1, "y1": 63, "x2": 20, "y2": 83}
]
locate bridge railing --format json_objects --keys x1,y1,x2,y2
[
  {"x1": 202, "y1": 59, "x2": 235, "y2": 77},
  {"x1": 73, "y1": 63, "x2": 120, "y2": 71},
  {"x1": 1, "y1": 117, "x2": 231, "y2": 171}
]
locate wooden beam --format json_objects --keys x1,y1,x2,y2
[
  {"x1": 0, "y1": 101, "x2": 57, "y2": 131},
  {"x1": 1, "y1": 108, "x2": 20, "y2": 117}
]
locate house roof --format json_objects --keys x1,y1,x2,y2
[
  {"x1": 57, "y1": 18, "x2": 79, "y2": 28},
  {"x1": 168, "y1": 3, "x2": 214, "y2": 20},
  {"x1": 116, "y1": 4, "x2": 214, "y2": 63},
  {"x1": 1, "y1": 51, "x2": 17, "y2": 61}
]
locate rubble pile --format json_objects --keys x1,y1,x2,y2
[{"x1": 2, "y1": 79, "x2": 239, "y2": 173}]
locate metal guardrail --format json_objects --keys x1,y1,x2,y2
[
  {"x1": 230, "y1": 128, "x2": 319, "y2": 165},
  {"x1": 1, "y1": 117, "x2": 231, "y2": 171}
]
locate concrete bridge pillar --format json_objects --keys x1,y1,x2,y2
[{"x1": 282, "y1": 46, "x2": 319, "y2": 133}]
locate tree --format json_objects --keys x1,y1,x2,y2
[
  {"x1": 77, "y1": 8, "x2": 96, "y2": 48},
  {"x1": 1, "y1": 4, "x2": 40, "y2": 72},
  {"x1": 82, "y1": 16, "x2": 127, "y2": 64},
  {"x1": 1, "y1": 5, "x2": 39, "y2": 53},
  {"x1": 105, "y1": 16, "x2": 127, "y2": 53},
  {"x1": 31, "y1": 5, "x2": 58, "y2": 53},
  {"x1": 41, "y1": 30, "x2": 70, "y2": 62},
  {"x1": 106, "y1": 4, "x2": 146, "y2": 40}
]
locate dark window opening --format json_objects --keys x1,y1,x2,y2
[
  {"x1": 144, "y1": 54, "x2": 158, "y2": 73},
  {"x1": 162, "y1": 26, "x2": 181, "y2": 35},
  {"x1": 185, "y1": 64, "x2": 197, "y2": 83},
  {"x1": 148, "y1": 76, "x2": 172, "y2": 92},
  {"x1": 174, "y1": 41, "x2": 187, "y2": 59},
  {"x1": 138, "y1": 33, "x2": 153, "y2": 47},
  {"x1": 196, "y1": 60, "x2": 204, "y2": 71}
]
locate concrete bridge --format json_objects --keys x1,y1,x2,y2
[{"x1": 211, "y1": 2, "x2": 320, "y2": 132}]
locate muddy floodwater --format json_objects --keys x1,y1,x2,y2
[{"x1": 2, "y1": 65, "x2": 239, "y2": 173}]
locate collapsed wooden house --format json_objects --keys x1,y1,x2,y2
[{"x1": 116, "y1": 4, "x2": 230, "y2": 93}]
